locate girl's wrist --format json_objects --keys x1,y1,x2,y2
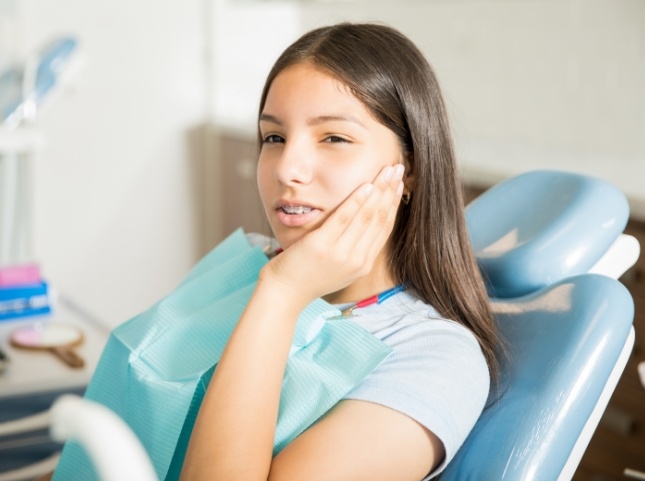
[{"x1": 256, "y1": 266, "x2": 315, "y2": 313}]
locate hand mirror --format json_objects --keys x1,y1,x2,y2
[{"x1": 11, "y1": 323, "x2": 85, "y2": 368}]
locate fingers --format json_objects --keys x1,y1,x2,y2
[
  {"x1": 333, "y1": 164, "x2": 404, "y2": 267},
  {"x1": 321, "y1": 164, "x2": 402, "y2": 242},
  {"x1": 325, "y1": 165, "x2": 403, "y2": 277},
  {"x1": 364, "y1": 171, "x2": 404, "y2": 259},
  {"x1": 311, "y1": 176, "x2": 376, "y2": 245}
]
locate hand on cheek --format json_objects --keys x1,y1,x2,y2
[{"x1": 260, "y1": 163, "x2": 405, "y2": 304}]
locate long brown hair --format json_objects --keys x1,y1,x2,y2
[{"x1": 258, "y1": 23, "x2": 502, "y2": 383}]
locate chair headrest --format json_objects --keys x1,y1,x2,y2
[{"x1": 466, "y1": 170, "x2": 629, "y2": 298}]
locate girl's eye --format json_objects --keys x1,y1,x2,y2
[
  {"x1": 323, "y1": 136, "x2": 349, "y2": 144},
  {"x1": 263, "y1": 134, "x2": 285, "y2": 144}
]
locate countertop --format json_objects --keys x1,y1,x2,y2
[{"x1": 0, "y1": 294, "x2": 110, "y2": 398}]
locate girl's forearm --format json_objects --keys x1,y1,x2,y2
[{"x1": 180, "y1": 278, "x2": 311, "y2": 481}]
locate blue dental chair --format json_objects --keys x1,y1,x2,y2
[{"x1": 441, "y1": 170, "x2": 639, "y2": 480}]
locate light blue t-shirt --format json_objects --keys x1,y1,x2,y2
[{"x1": 337, "y1": 291, "x2": 490, "y2": 479}]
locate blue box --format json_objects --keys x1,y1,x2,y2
[{"x1": 0, "y1": 282, "x2": 51, "y2": 321}]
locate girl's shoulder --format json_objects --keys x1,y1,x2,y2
[
  {"x1": 344, "y1": 291, "x2": 490, "y2": 478},
  {"x1": 348, "y1": 290, "x2": 485, "y2": 354}
]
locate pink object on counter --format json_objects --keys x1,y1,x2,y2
[{"x1": 0, "y1": 263, "x2": 42, "y2": 286}]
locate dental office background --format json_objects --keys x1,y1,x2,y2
[{"x1": 0, "y1": 0, "x2": 643, "y2": 329}]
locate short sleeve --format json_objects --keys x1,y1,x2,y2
[{"x1": 342, "y1": 319, "x2": 490, "y2": 479}]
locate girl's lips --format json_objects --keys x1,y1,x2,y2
[{"x1": 275, "y1": 207, "x2": 322, "y2": 227}]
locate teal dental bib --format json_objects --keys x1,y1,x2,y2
[{"x1": 53, "y1": 229, "x2": 392, "y2": 481}]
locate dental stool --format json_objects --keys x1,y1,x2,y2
[{"x1": 441, "y1": 170, "x2": 639, "y2": 480}]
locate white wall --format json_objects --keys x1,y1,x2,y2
[
  {"x1": 211, "y1": 0, "x2": 301, "y2": 132},
  {"x1": 18, "y1": 0, "x2": 207, "y2": 327},
  {"x1": 210, "y1": 0, "x2": 645, "y2": 203},
  {"x1": 299, "y1": 0, "x2": 645, "y2": 162},
  {"x1": 300, "y1": 0, "x2": 645, "y2": 218},
  {"x1": 210, "y1": 0, "x2": 645, "y2": 158}
]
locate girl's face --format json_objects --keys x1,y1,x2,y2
[{"x1": 258, "y1": 62, "x2": 404, "y2": 249}]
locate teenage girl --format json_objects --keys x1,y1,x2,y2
[{"x1": 180, "y1": 22, "x2": 501, "y2": 481}]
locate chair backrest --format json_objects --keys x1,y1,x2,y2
[
  {"x1": 442, "y1": 170, "x2": 637, "y2": 480},
  {"x1": 441, "y1": 274, "x2": 634, "y2": 480}
]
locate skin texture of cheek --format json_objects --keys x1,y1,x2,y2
[{"x1": 316, "y1": 146, "x2": 392, "y2": 197}]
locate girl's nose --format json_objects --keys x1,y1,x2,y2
[{"x1": 274, "y1": 140, "x2": 314, "y2": 186}]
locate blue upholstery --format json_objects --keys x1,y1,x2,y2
[
  {"x1": 466, "y1": 170, "x2": 629, "y2": 298},
  {"x1": 441, "y1": 274, "x2": 634, "y2": 480},
  {"x1": 448, "y1": 170, "x2": 636, "y2": 480}
]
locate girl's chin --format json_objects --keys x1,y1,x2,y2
[
  {"x1": 273, "y1": 233, "x2": 301, "y2": 250},
  {"x1": 271, "y1": 226, "x2": 312, "y2": 250},
  {"x1": 271, "y1": 216, "x2": 326, "y2": 249}
]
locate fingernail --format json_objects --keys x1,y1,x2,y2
[
  {"x1": 396, "y1": 181, "x2": 404, "y2": 196},
  {"x1": 360, "y1": 183, "x2": 374, "y2": 197},
  {"x1": 393, "y1": 164, "x2": 405, "y2": 180},
  {"x1": 384, "y1": 166, "x2": 394, "y2": 180}
]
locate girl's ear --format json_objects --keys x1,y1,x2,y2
[{"x1": 402, "y1": 155, "x2": 415, "y2": 194}]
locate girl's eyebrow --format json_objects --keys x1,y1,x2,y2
[
  {"x1": 259, "y1": 113, "x2": 282, "y2": 125},
  {"x1": 307, "y1": 114, "x2": 366, "y2": 128},
  {"x1": 259, "y1": 113, "x2": 366, "y2": 128}
]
